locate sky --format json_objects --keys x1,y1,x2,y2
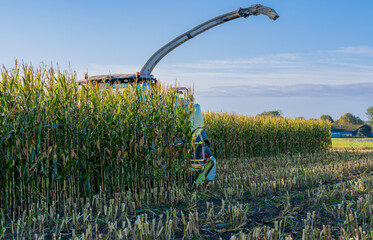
[{"x1": 1, "y1": 0, "x2": 373, "y2": 120}]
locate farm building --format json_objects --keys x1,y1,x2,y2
[{"x1": 331, "y1": 124, "x2": 372, "y2": 138}]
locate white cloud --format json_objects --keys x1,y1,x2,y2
[
  {"x1": 78, "y1": 47, "x2": 373, "y2": 92},
  {"x1": 197, "y1": 83, "x2": 373, "y2": 99},
  {"x1": 166, "y1": 53, "x2": 302, "y2": 70},
  {"x1": 336, "y1": 46, "x2": 373, "y2": 57}
]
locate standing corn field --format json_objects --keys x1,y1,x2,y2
[
  {"x1": 0, "y1": 64, "x2": 194, "y2": 214},
  {"x1": 0, "y1": 64, "x2": 338, "y2": 239},
  {"x1": 203, "y1": 112, "x2": 331, "y2": 159}
]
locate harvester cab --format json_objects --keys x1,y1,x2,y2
[{"x1": 78, "y1": 3, "x2": 279, "y2": 184}]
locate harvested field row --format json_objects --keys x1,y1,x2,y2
[{"x1": 2, "y1": 151, "x2": 373, "y2": 239}]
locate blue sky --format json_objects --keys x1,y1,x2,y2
[{"x1": 1, "y1": 0, "x2": 373, "y2": 120}]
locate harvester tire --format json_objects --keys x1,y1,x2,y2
[
  {"x1": 204, "y1": 146, "x2": 212, "y2": 159},
  {"x1": 197, "y1": 146, "x2": 212, "y2": 159}
]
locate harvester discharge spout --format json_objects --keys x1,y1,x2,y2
[
  {"x1": 139, "y1": 4, "x2": 279, "y2": 76},
  {"x1": 239, "y1": 4, "x2": 279, "y2": 20}
]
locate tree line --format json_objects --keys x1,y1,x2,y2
[{"x1": 257, "y1": 107, "x2": 373, "y2": 138}]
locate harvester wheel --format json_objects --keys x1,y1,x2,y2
[
  {"x1": 204, "y1": 146, "x2": 212, "y2": 159},
  {"x1": 197, "y1": 145, "x2": 212, "y2": 159}
]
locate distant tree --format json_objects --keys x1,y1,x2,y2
[
  {"x1": 338, "y1": 113, "x2": 364, "y2": 125},
  {"x1": 258, "y1": 110, "x2": 282, "y2": 118},
  {"x1": 320, "y1": 114, "x2": 334, "y2": 123},
  {"x1": 366, "y1": 106, "x2": 373, "y2": 123}
]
